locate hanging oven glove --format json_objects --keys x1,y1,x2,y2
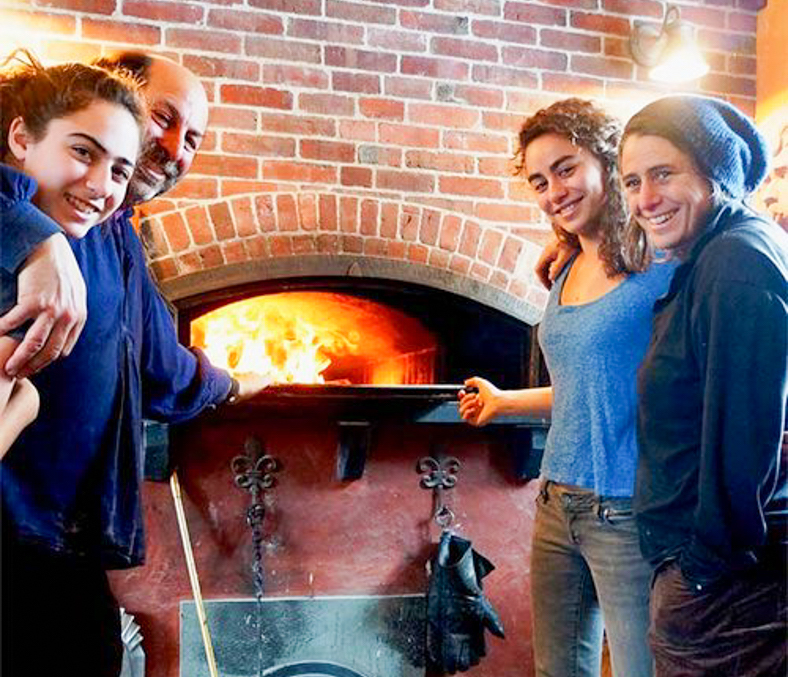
[{"x1": 426, "y1": 531, "x2": 505, "y2": 674}]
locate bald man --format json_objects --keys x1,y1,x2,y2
[
  {"x1": 102, "y1": 52, "x2": 209, "y2": 205},
  {"x1": 1, "y1": 53, "x2": 265, "y2": 677}
]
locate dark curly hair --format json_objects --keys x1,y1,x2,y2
[
  {"x1": 1, "y1": 49, "x2": 147, "y2": 162},
  {"x1": 514, "y1": 98, "x2": 647, "y2": 275}
]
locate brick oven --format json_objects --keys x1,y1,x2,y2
[
  {"x1": 1, "y1": 0, "x2": 768, "y2": 674},
  {"x1": 110, "y1": 201, "x2": 553, "y2": 676}
]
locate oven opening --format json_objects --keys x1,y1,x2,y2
[
  {"x1": 189, "y1": 291, "x2": 440, "y2": 385},
  {"x1": 179, "y1": 279, "x2": 548, "y2": 398}
]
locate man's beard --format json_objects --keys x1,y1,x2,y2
[{"x1": 125, "y1": 142, "x2": 181, "y2": 207}]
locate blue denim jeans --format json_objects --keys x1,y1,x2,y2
[{"x1": 531, "y1": 480, "x2": 654, "y2": 677}]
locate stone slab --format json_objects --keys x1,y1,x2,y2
[{"x1": 180, "y1": 594, "x2": 426, "y2": 677}]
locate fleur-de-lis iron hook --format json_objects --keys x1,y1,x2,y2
[
  {"x1": 232, "y1": 437, "x2": 279, "y2": 528},
  {"x1": 231, "y1": 436, "x2": 280, "y2": 677},
  {"x1": 232, "y1": 436, "x2": 279, "y2": 593},
  {"x1": 417, "y1": 452, "x2": 461, "y2": 530}
]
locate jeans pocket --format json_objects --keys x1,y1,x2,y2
[{"x1": 652, "y1": 560, "x2": 711, "y2": 641}]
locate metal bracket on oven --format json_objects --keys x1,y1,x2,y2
[
  {"x1": 232, "y1": 436, "x2": 280, "y2": 528},
  {"x1": 502, "y1": 425, "x2": 546, "y2": 480},
  {"x1": 336, "y1": 421, "x2": 372, "y2": 481},
  {"x1": 417, "y1": 447, "x2": 461, "y2": 530}
]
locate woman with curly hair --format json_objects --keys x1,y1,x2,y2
[{"x1": 459, "y1": 98, "x2": 675, "y2": 677}]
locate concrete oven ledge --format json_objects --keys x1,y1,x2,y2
[{"x1": 143, "y1": 393, "x2": 548, "y2": 484}]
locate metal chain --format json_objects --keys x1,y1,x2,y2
[
  {"x1": 232, "y1": 437, "x2": 279, "y2": 677},
  {"x1": 248, "y1": 501, "x2": 266, "y2": 677}
]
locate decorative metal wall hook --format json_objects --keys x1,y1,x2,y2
[
  {"x1": 417, "y1": 451, "x2": 461, "y2": 530},
  {"x1": 231, "y1": 436, "x2": 280, "y2": 677},
  {"x1": 231, "y1": 437, "x2": 280, "y2": 593},
  {"x1": 232, "y1": 437, "x2": 280, "y2": 528}
]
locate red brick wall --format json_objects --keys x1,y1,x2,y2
[
  {"x1": 143, "y1": 191, "x2": 550, "y2": 314},
  {"x1": 0, "y1": 0, "x2": 761, "y2": 309}
]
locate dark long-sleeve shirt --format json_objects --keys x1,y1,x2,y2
[
  {"x1": 1, "y1": 199, "x2": 233, "y2": 569},
  {"x1": 635, "y1": 201, "x2": 788, "y2": 587},
  {"x1": 0, "y1": 164, "x2": 61, "y2": 339}
]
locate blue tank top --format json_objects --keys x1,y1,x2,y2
[{"x1": 537, "y1": 259, "x2": 676, "y2": 496}]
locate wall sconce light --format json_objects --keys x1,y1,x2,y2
[{"x1": 630, "y1": 4, "x2": 710, "y2": 83}]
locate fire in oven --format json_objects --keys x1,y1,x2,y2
[
  {"x1": 180, "y1": 281, "x2": 546, "y2": 410},
  {"x1": 190, "y1": 290, "x2": 440, "y2": 387}
]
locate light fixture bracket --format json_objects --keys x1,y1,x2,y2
[
  {"x1": 629, "y1": 4, "x2": 708, "y2": 83},
  {"x1": 630, "y1": 5, "x2": 682, "y2": 68}
]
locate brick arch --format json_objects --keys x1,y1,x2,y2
[{"x1": 139, "y1": 192, "x2": 549, "y2": 324}]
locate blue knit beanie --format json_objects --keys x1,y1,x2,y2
[{"x1": 624, "y1": 95, "x2": 770, "y2": 199}]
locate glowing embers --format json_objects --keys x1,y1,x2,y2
[{"x1": 190, "y1": 291, "x2": 439, "y2": 385}]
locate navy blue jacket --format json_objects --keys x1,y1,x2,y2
[
  {"x1": 635, "y1": 201, "x2": 788, "y2": 586},
  {"x1": 1, "y1": 170, "x2": 233, "y2": 568},
  {"x1": 1, "y1": 165, "x2": 61, "y2": 339}
]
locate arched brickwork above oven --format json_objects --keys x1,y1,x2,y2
[{"x1": 139, "y1": 192, "x2": 549, "y2": 325}]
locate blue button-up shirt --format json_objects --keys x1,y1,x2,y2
[
  {"x1": 1, "y1": 164, "x2": 61, "y2": 339},
  {"x1": 1, "y1": 170, "x2": 232, "y2": 568}
]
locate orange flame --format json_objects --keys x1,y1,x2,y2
[
  {"x1": 191, "y1": 296, "x2": 359, "y2": 384},
  {"x1": 190, "y1": 292, "x2": 439, "y2": 385}
]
